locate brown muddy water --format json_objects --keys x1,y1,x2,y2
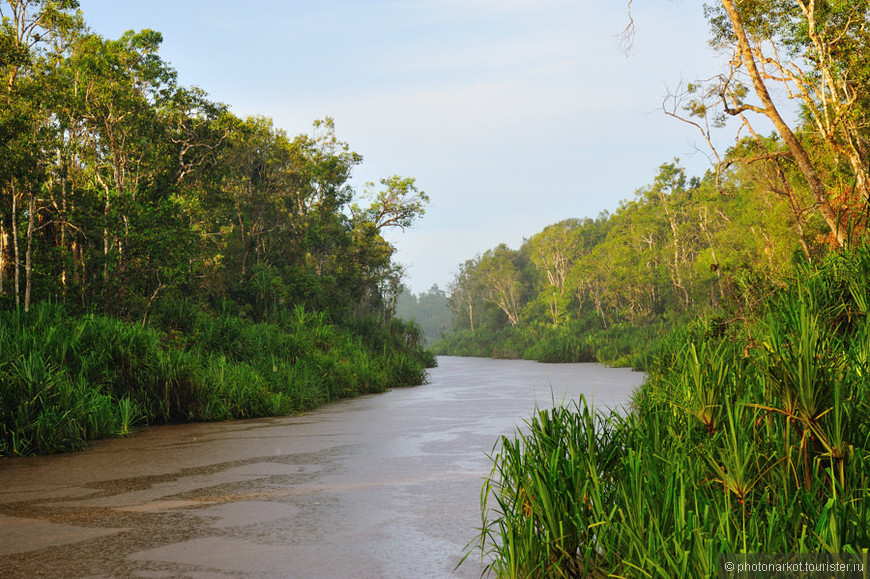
[{"x1": 0, "y1": 356, "x2": 644, "y2": 578}]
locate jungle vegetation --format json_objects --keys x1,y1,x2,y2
[
  {"x1": 436, "y1": 0, "x2": 870, "y2": 367},
  {"x1": 458, "y1": 1, "x2": 870, "y2": 576},
  {"x1": 0, "y1": 0, "x2": 433, "y2": 455},
  {"x1": 395, "y1": 284, "x2": 453, "y2": 347}
]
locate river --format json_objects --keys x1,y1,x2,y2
[{"x1": 0, "y1": 356, "x2": 644, "y2": 578}]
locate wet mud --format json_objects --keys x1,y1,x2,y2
[{"x1": 0, "y1": 356, "x2": 643, "y2": 578}]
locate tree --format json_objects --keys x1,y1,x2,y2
[
  {"x1": 0, "y1": 0, "x2": 81, "y2": 310},
  {"x1": 643, "y1": 161, "x2": 696, "y2": 309},
  {"x1": 527, "y1": 219, "x2": 580, "y2": 325},
  {"x1": 447, "y1": 257, "x2": 480, "y2": 331},
  {"x1": 354, "y1": 175, "x2": 429, "y2": 232},
  {"x1": 0, "y1": 0, "x2": 427, "y2": 336},
  {"x1": 723, "y1": 134, "x2": 816, "y2": 259},
  {"x1": 395, "y1": 284, "x2": 453, "y2": 344},
  {"x1": 666, "y1": 0, "x2": 870, "y2": 246},
  {"x1": 476, "y1": 244, "x2": 524, "y2": 327}
]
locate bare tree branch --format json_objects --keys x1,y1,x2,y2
[{"x1": 617, "y1": 0, "x2": 635, "y2": 57}]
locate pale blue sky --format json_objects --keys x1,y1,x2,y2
[{"x1": 78, "y1": 1, "x2": 733, "y2": 293}]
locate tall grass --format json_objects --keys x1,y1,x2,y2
[
  {"x1": 0, "y1": 303, "x2": 433, "y2": 456},
  {"x1": 467, "y1": 245, "x2": 870, "y2": 577}
]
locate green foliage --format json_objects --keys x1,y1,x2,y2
[
  {"x1": 0, "y1": 2, "x2": 425, "y2": 329},
  {"x1": 0, "y1": 302, "x2": 432, "y2": 456},
  {"x1": 438, "y1": 157, "x2": 821, "y2": 366},
  {"x1": 395, "y1": 284, "x2": 454, "y2": 346},
  {"x1": 0, "y1": 0, "x2": 435, "y2": 457},
  {"x1": 467, "y1": 245, "x2": 870, "y2": 577},
  {"x1": 471, "y1": 401, "x2": 609, "y2": 577},
  {"x1": 432, "y1": 316, "x2": 675, "y2": 370}
]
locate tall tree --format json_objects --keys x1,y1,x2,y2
[
  {"x1": 447, "y1": 257, "x2": 481, "y2": 332},
  {"x1": 476, "y1": 244, "x2": 524, "y2": 327},
  {"x1": 643, "y1": 161, "x2": 696, "y2": 309},
  {"x1": 0, "y1": 0, "x2": 80, "y2": 309},
  {"x1": 528, "y1": 219, "x2": 580, "y2": 325},
  {"x1": 669, "y1": 0, "x2": 870, "y2": 245}
]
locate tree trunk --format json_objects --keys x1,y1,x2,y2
[
  {"x1": 24, "y1": 189, "x2": 34, "y2": 312},
  {"x1": 104, "y1": 188, "x2": 110, "y2": 281},
  {"x1": 658, "y1": 190, "x2": 690, "y2": 309},
  {"x1": 59, "y1": 147, "x2": 68, "y2": 296},
  {"x1": 720, "y1": 0, "x2": 846, "y2": 245},
  {"x1": 0, "y1": 217, "x2": 5, "y2": 295},
  {"x1": 235, "y1": 199, "x2": 248, "y2": 275},
  {"x1": 699, "y1": 206, "x2": 724, "y2": 306},
  {"x1": 11, "y1": 181, "x2": 20, "y2": 307}
]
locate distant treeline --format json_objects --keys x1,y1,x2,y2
[
  {"x1": 435, "y1": 154, "x2": 863, "y2": 365},
  {"x1": 436, "y1": 0, "x2": 870, "y2": 363},
  {"x1": 395, "y1": 284, "x2": 453, "y2": 346}
]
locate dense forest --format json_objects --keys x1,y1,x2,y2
[
  {"x1": 433, "y1": 156, "x2": 826, "y2": 366},
  {"x1": 459, "y1": 1, "x2": 870, "y2": 577},
  {"x1": 435, "y1": 0, "x2": 870, "y2": 367},
  {"x1": 395, "y1": 284, "x2": 452, "y2": 346},
  {"x1": 0, "y1": 1, "x2": 434, "y2": 455}
]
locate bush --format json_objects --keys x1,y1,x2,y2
[
  {"x1": 468, "y1": 245, "x2": 870, "y2": 577},
  {"x1": 0, "y1": 302, "x2": 433, "y2": 456}
]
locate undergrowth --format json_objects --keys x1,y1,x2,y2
[
  {"x1": 0, "y1": 303, "x2": 434, "y2": 456},
  {"x1": 466, "y1": 245, "x2": 870, "y2": 577},
  {"x1": 432, "y1": 317, "x2": 676, "y2": 370}
]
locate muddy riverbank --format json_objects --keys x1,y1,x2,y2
[{"x1": 0, "y1": 356, "x2": 643, "y2": 578}]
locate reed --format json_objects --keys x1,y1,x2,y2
[
  {"x1": 0, "y1": 302, "x2": 432, "y2": 455},
  {"x1": 467, "y1": 245, "x2": 870, "y2": 577}
]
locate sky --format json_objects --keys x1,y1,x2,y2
[{"x1": 77, "y1": 0, "x2": 733, "y2": 294}]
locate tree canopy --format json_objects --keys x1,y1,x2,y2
[
  {"x1": 0, "y1": 0, "x2": 427, "y2": 323},
  {"x1": 437, "y1": 1, "x2": 870, "y2": 360}
]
